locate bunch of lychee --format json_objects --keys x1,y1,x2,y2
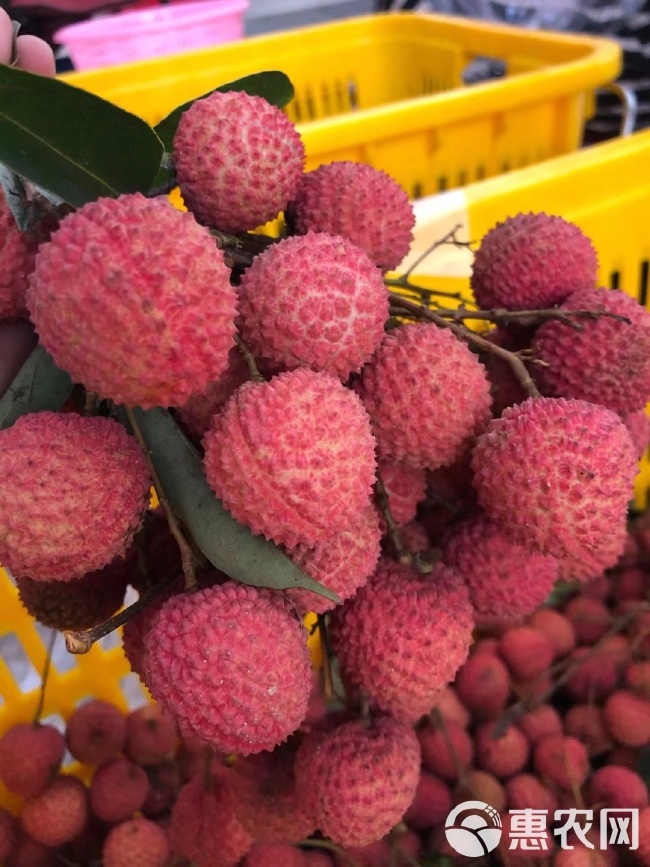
[{"x1": 0, "y1": 81, "x2": 649, "y2": 867}]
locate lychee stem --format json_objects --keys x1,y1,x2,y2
[
  {"x1": 395, "y1": 223, "x2": 472, "y2": 284},
  {"x1": 32, "y1": 628, "x2": 55, "y2": 724},
  {"x1": 234, "y1": 334, "x2": 265, "y2": 384},
  {"x1": 374, "y1": 470, "x2": 411, "y2": 567},
  {"x1": 126, "y1": 405, "x2": 199, "y2": 592},
  {"x1": 423, "y1": 305, "x2": 632, "y2": 331},
  {"x1": 63, "y1": 567, "x2": 182, "y2": 654},
  {"x1": 389, "y1": 293, "x2": 541, "y2": 399},
  {"x1": 317, "y1": 614, "x2": 336, "y2": 704},
  {"x1": 298, "y1": 839, "x2": 363, "y2": 867}
]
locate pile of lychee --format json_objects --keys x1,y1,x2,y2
[{"x1": 0, "y1": 83, "x2": 649, "y2": 867}]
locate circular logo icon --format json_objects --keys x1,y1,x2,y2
[{"x1": 445, "y1": 800, "x2": 502, "y2": 858}]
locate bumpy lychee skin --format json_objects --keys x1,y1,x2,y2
[
  {"x1": 585, "y1": 765, "x2": 649, "y2": 811},
  {"x1": 379, "y1": 461, "x2": 427, "y2": 526},
  {"x1": 244, "y1": 843, "x2": 306, "y2": 867},
  {"x1": 295, "y1": 716, "x2": 420, "y2": 847},
  {"x1": 558, "y1": 523, "x2": 627, "y2": 584},
  {"x1": 169, "y1": 774, "x2": 253, "y2": 867},
  {"x1": 565, "y1": 596, "x2": 611, "y2": 645},
  {"x1": 65, "y1": 700, "x2": 126, "y2": 766},
  {"x1": 28, "y1": 193, "x2": 237, "y2": 408},
  {"x1": 603, "y1": 689, "x2": 650, "y2": 746},
  {"x1": 143, "y1": 582, "x2": 312, "y2": 754},
  {"x1": 16, "y1": 556, "x2": 129, "y2": 629},
  {"x1": 102, "y1": 818, "x2": 170, "y2": 867},
  {"x1": 238, "y1": 232, "x2": 388, "y2": 379},
  {"x1": 529, "y1": 608, "x2": 576, "y2": 657},
  {"x1": 0, "y1": 412, "x2": 150, "y2": 582},
  {"x1": 470, "y1": 213, "x2": 597, "y2": 311},
  {"x1": 122, "y1": 591, "x2": 174, "y2": 679},
  {"x1": 0, "y1": 189, "x2": 38, "y2": 320},
  {"x1": 22, "y1": 776, "x2": 87, "y2": 847},
  {"x1": 284, "y1": 505, "x2": 381, "y2": 615},
  {"x1": 90, "y1": 758, "x2": 149, "y2": 823},
  {"x1": 178, "y1": 345, "x2": 249, "y2": 442},
  {"x1": 0, "y1": 723, "x2": 64, "y2": 797},
  {"x1": 286, "y1": 161, "x2": 414, "y2": 272},
  {"x1": 203, "y1": 369, "x2": 377, "y2": 549},
  {"x1": 534, "y1": 288, "x2": 650, "y2": 414},
  {"x1": 471, "y1": 397, "x2": 637, "y2": 560},
  {"x1": 533, "y1": 735, "x2": 589, "y2": 790},
  {"x1": 404, "y1": 771, "x2": 452, "y2": 831},
  {"x1": 624, "y1": 409, "x2": 650, "y2": 459},
  {"x1": 174, "y1": 90, "x2": 304, "y2": 233},
  {"x1": 442, "y1": 515, "x2": 558, "y2": 626},
  {"x1": 125, "y1": 705, "x2": 178, "y2": 766},
  {"x1": 330, "y1": 559, "x2": 474, "y2": 722},
  {"x1": 360, "y1": 323, "x2": 492, "y2": 469}
]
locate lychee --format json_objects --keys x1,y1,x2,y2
[
  {"x1": 0, "y1": 807, "x2": 15, "y2": 860},
  {"x1": 141, "y1": 761, "x2": 180, "y2": 818},
  {"x1": 404, "y1": 771, "x2": 452, "y2": 831},
  {"x1": 203, "y1": 368, "x2": 377, "y2": 549},
  {"x1": 244, "y1": 843, "x2": 306, "y2": 867},
  {"x1": 564, "y1": 705, "x2": 611, "y2": 755},
  {"x1": 102, "y1": 817, "x2": 170, "y2": 867},
  {"x1": 238, "y1": 232, "x2": 388, "y2": 379},
  {"x1": 516, "y1": 705, "x2": 563, "y2": 745},
  {"x1": 27, "y1": 193, "x2": 237, "y2": 408},
  {"x1": 471, "y1": 397, "x2": 637, "y2": 560},
  {"x1": 564, "y1": 596, "x2": 611, "y2": 645},
  {"x1": 400, "y1": 519, "x2": 430, "y2": 553},
  {"x1": 284, "y1": 504, "x2": 382, "y2": 615},
  {"x1": 122, "y1": 586, "x2": 179, "y2": 679},
  {"x1": 499, "y1": 627, "x2": 554, "y2": 681},
  {"x1": 7, "y1": 834, "x2": 55, "y2": 867},
  {"x1": 0, "y1": 723, "x2": 64, "y2": 797},
  {"x1": 585, "y1": 765, "x2": 649, "y2": 810},
  {"x1": 333, "y1": 840, "x2": 391, "y2": 867},
  {"x1": 528, "y1": 608, "x2": 576, "y2": 658},
  {"x1": 565, "y1": 648, "x2": 618, "y2": 703},
  {"x1": 16, "y1": 556, "x2": 129, "y2": 629},
  {"x1": 558, "y1": 524, "x2": 627, "y2": 584},
  {"x1": 624, "y1": 409, "x2": 650, "y2": 460},
  {"x1": 454, "y1": 652, "x2": 511, "y2": 719},
  {"x1": 286, "y1": 161, "x2": 414, "y2": 272},
  {"x1": 125, "y1": 705, "x2": 178, "y2": 766},
  {"x1": 360, "y1": 323, "x2": 492, "y2": 469},
  {"x1": 506, "y1": 774, "x2": 558, "y2": 813},
  {"x1": 433, "y1": 686, "x2": 471, "y2": 729},
  {"x1": 90, "y1": 758, "x2": 149, "y2": 822},
  {"x1": 419, "y1": 720, "x2": 474, "y2": 782},
  {"x1": 227, "y1": 741, "x2": 314, "y2": 843},
  {"x1": 169, "y1": 774, "x2": 253, "y2": 867},
  {"x1": 295, "y1": 716, "x2": 420, "y2": 847},
  {"x1": 21, "y1": 776, "x2": 87, "y2": 847},
  {"x1": 553, "y1": 845, "x2": 608, "y2": 867},
  {"x1": 453, "y1": 770, "x2": 506, "y2": 813},
  {"x1": 0, "y1": 412, "x2": 150, "y2": 582},
  {"x1": 534, "y1": 288, "x2": 650, "y2": 414},
  {"x1": 603, "y1": 689, "x2": 650, "y2": 746},
  {"x1": 479, "y1": 327, "x2": 531, "y2": 416},
  {"x1": 330, "y1": 559, "x2": 474, "y2": 722},
  {"x1": 533, "y1": 735, "x2": 589, "y2": 789},
  {"x1": 614, "y1": 567, "x2": 646, "y2": 601},
  {"x1": 65, "y1": 699, "x2": 126, "y2": 766},
  {"x1": 626, "y1": 660, "x2": 650, "y2": 695},
  {"x1": 0, "y1": 189, "x2": 38, "y2": 320},
  {"x1": 443, "y1": 515, "x2": 558, "y2": 626},
  {"x1": 470, "y1": 213, "x2": 597, "y2": 311},
  {"x1": 378, "y1": 461, "x2": 427, "y2": 526},
  {"x1": 474, "y1": 721, "x2": 530, "y2": 779},
  {"x1": 143, "y1": 583, "x2": 312, "y2": 754},
  {"x1": 174, "y1": 90, "x2": 304, "y2": 233},
  {"x1": 178, "y1": 345, "x2": 250, "y2": 442}
]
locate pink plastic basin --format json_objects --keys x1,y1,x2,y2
[{"x1": 55, "y1": 0, "x2": 249, "y2": 71}]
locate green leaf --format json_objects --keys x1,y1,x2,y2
[
  {"x1": 0, "y1": 64, "x2": 163, "y2": 208},
  {"x1": 0, "y1": 346, "x2": 73, "y2": 430},
  {"x1": 154, "y1": 71, "x2": 294, "y2": 153},
  {"x1": 130, "y1": 407, "x2": 339, "y2": 603}
]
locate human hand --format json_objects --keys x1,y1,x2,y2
[{"x1": 0, "y1": 6, "x2": 55, "y2": 76}]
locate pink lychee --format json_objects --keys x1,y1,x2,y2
[
  {"x1": 419, "y1": 720, "x2": 474, "y2": 782},
  {"x1": 533, "y1": 735, "x2": 589, "y2": 790},
  {"x1": 379, "y1": 461, "x2": 427, "y2": 526},
  {"x1": 474, "y1": 721, "x2": 530, "y2": 779},
  {"x1": 0, "y1": 723, "x2": 64, "y2": 798},
  {"x1": 603, "y1": 689, "x2": 650, "y2": 747},
  {"x1": 499, "y1": 627, "x2": 554, "y2": 681},
  {"x1": 90, "y1": 758, "x2": 149, "y2": 823},
  {"x1": 585, "y1": 765, "x2": 649, "y2": 811},
  {"x1": 0, "y1": 189, "x2": 38, "y2": 320},
  {"x1": 528, "y1": 608, "x2": 576, "y2": 658},
  {"x1": 21, "y1": 776, "x2": 87, "y2": 847},
  {"x1": 454, "y1": 652, "x2": 511, "y2": 719},
  {"x1": 65, "y1": 700, "x2": 126, "y2": 766},
  {"x1": 404, "y1": 771, "x2": 452, "y2": 831},
  {"x1": 125, "y1": 705, "x2": 177, "y2": 766},
  {"x1": 102, "y1": 817, "x2": 170, "y2": 867}
]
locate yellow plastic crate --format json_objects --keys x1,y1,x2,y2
[{"x1": 61, "y1": 13, "x2": 621, "y2": 198}]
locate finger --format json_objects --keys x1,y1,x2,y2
[
  {"x1": 0, "y1": 8, "x2": 15, "y2": 67},
  {"x1": 15, "y1": 35, "x2": 56, "y2": 77}
]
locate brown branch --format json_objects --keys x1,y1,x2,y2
[
  {"x1": 64, "y1": 568, "x2": 182, "y2": 655},
  {"x1": 33, "y1": 628, "x2": 56, "y2": 724},
  {"x1": 389, "y1": 293, "x2": 540, "y2": 399},
  {"x1": 234, "y1": 335, "x2": 265, "y2": 383},
  {"x1": 385, "y1": 278, "x2": 468, "y2": 303},
  {"x1": 395, "y1": 223, "x2": 473, "y2": 283},
  {"x1": 126, "y1": 406, "x2": 198, "y2": 592},
  {"x1": 211, "y1": 228, "x2": 278, "y2": 269},
  {"x1": 374, "y1": 470, "x2": 411, "y2": 566},
  {"x1": 427, "y1": 307, "x2": 632, "y2": 330}
]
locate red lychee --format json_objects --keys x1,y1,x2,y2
[
  {"x1": 564, "y1": 705, "x2": 611, "y2": 755},
  {"x1": 90, "y1": 758, "x2": 149, "y2": 823},
  {"x1": 174, "y1": 90, "x2": 304, "y2": 233},
  {"x1": 330, "y1": 559, "x2": 474, "y2": 722},
  {"x1": 626, "y1": 660, "x2": 650, "y2": 695},
  {"x1": 102, "y1": 817, "x2": 170, "y2": 867},
  {"x1": 516, "y1": 705, "x2": 563, "y2": 745},
  {"x1": 499, "y1": 626, "x2": 554, "y2": 681},
  {"x1": 284, "y1": 505, "x2": 382, "y2": 615},
  {"x1": 506, "y1": 774, "x2": 558, "y2": 813},
  {"x1": 379, "y1": 461, "x2": 427, "y2": 526},
  {"x1": 603, "y1": 689, "x2": 650, "y2": 747},
  {"x1": 474, "y1": 721, "x2": 530, "y2": 779},
  {"x1": 0, "y1": 723, "x2": 64, "y2": 797},
  {"x1": 203, "y1": 369, "x2": 377, "y2": 549},
  {"x1": 624, "y1": 409, "x2": 650, "y2": 460},
  {"x1": 454, "y1": 770, "x2": 506, "y2": 813},
  {"x1": 564, "y1": 596, "x2": 611, "y2": 645},
  {"x1": 21, "y1": 776, "x2": 87, "y2": 847},
  {"x1": 433, "y1": 686, "x2": 471, "y2": 729},
  {"x1": 359, "y1": 322, "x2": 492, "y2": 469},
  {"x1": 295, "y1": 716, "x2": 420, "y2": 847},
  {"x1": 7, "y1": 834, "x2": 54, "y2": 867},
  {"x1": 585, "y1": 765, "x2": 649, "y2": 811},
  {"x1": 558, "y1": 524, "x2": 627, "y2": 585},
  {"x1": 454, "y1": 651, "x2": 511, "y2": 719},
  {"x1": 125, "y1": 705, "x2": 177, "y2": 766},
  {"x1": 534, "y1": 288, "x2": 650, "y2": 415},
  {"x1": 471, "y1": 397, "x2": 637, "y2": 560},
  {"x1": 0, "y1": 189, "x2": 38, "y2": 320},
  {"x1": 143, "y1": 583, "x2": 312, "y2": 754},
  {"x1": 244, "y1": 843, "x2": 306, "y2": 867},
  {"x1": 443, "y1": 515, "x2": 558, "y2": 626},
  {"x1": 533, "y1": 735, "x2": 589, "y2": 790},
  {"x1": 0, "y1": 807, "x2": 15, "y2": 860},
  {"x1": 419, "y1": 720, "x2": 474, "y2": 782},
  {"x1": 65, "y1": 699, "x2": 126, "y2": 766},
  {"x1": 529, "y1": 608, "x2": 576, "y2": 658},
  {"x1": 0, "y1": 412, "x2": 150, "y2": 582},
  {"x1": 565, "y1": 648, "x2": 617, "y2": 703},
  {"x1": 470, "y1": 213, "x2": 597, "y2": 311},
  {"x1": 286, "y1": 161, "x2": 414, "y2": 272},
  {"x1": 404, "y1": 771, "x2": 452, "y2": 831}
]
